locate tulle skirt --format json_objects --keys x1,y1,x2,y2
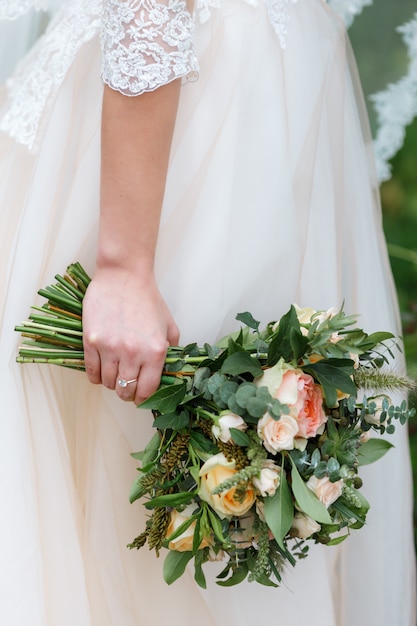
[{"x1": 0, "y1": 1, "x2": 415, "y2": 625}]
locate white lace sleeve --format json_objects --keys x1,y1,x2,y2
[{"x1": 101, "y1": 0, "x2": 199, "y2": 96}]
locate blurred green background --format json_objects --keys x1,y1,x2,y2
[{"x1": 349, "y1": 2, "x2": 417, "y2": 548}]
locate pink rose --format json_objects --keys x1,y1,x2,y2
[
  {"x1": 257, "y1": 413, "x2": 299, "y2": 453},
  {"x1": 306, "y1": 476, "x2": 343, "y2": 508},
  {"x1": 256, "y1": 361, "x2": 327, "y2": 440}
]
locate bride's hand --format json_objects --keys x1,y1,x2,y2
[{"x1": 82, "y1": 266, "x2": 179, "y2": 404}]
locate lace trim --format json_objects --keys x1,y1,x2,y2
[
  {"x1": 0, "y1": 0, "x2": 300, "y2": 151},
  {"x1": 0, "y1": 0, "x2": 102, "y2": 152},
  {"x1": 371, "y1": 14, "x2": 417, "y2": 181},
  {"x1": 101, "y1": 0, "x2": 199, "y2": 96},
  {"x1": 326, "y1": 0, "x2": 371, "y2": 29},
  {"x1": 196, "y1": 0, "x2": 298, "y2": 49}
]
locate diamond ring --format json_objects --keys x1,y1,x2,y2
[{"x1": 117, "y1": 377, "x2": 138, "y2": 388}]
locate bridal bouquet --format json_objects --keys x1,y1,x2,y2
[{"x1": 15, "y1": 263, "x2": 415, "y2": 588}]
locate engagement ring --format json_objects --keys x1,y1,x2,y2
[{"x1": 117, "y1": 377, "x2": 138, "y2": 388}]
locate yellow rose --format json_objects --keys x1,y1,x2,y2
[
  {"x1": 166, "y1": 504, "x2": 211, "y2": 552},
  {"x1": 198, "y1": 453, "x2": 256, "y2": 519}
]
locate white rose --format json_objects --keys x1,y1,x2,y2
[
  {"x1": 212, "y1": 412, "x2": 247, "y2": 443},
  {"x1": 257, "y1": 413, "x2": 298, "y2": 453},
  {"x1": 253, "y1": 460, "x2": 281, "y2": 496},
  {"x1": 306, "y1": 475, "x2": 343, "y2": 508},
  {"x1": 291, "y1": 512, "x2": 321, "y2": 539}
]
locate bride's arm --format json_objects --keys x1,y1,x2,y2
[
  {"x1": 82, "y1": 0, "x2": 197, "y2": 404},
  {"x1": 82, "y1": 81, "x2": 181, "y2": 405}
]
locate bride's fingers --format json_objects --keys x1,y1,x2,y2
[
  {"x1": 167, "y1": 318, "x2": 180, "y2": 347},
  {"x1": 115, "y1": 372, "x2": 139, "y2": 401},
  {"x1": 84, "y1": 336, "x2": 102, "y2": 384},
  {"x1": 133, "y1": 355, "x2": 167, "y2": 405}
]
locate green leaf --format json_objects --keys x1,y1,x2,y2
[
  {"x1": 357, "y1": 438, "x2": 394, "y2": 466},
  {"x1": 207, "y1": 508, "x2": 228, "y2": 543},
  {"x1": 221, "y1": 352, "x2": 263, "y2": 378},
  {"x1": 246, "y1": 396, "x2": 268, "y2": 418},
  {"x1": 153, "y1": 410, "x2": 190, "y2": 430},
  {"x1": 145, "y1": 492, "x2": 196, "y2": 509},
  {"x1": 236, "y1": 311, "x2": 260, "y2": 331},
  {"x1": 194, "y1": 551, "x2": 207, "y2": 589},
  {"x1": 289, "y1": 457, "x2": 332, "y2": 524},
  {"x1": 141, "y1": 432, "x2": 161, "y2": 466},
  {"x1": 229, "y1": 427, "x2": 250, "y2": 447},
  {"x1": 216, "y1": 564, "x2": 249, "y2": 586},
  {"x1": 165, "y1": 513, "x2": 199, "y2": 544},
  {"x1": 190, "y1": 430, "x2": 218, "y2": 454},
  {"x1": 235, "y1": 383, "x2": 257, "y2": 408},
  {"x1": 303, "y1": 360, "x2": 356, "y2": 407},
  {"x1": 129, "y1": 476, "x2": 147, "y2": 504},
  {"x1": 326, "y1": 534, "x2": 349, "y2": 546},
  {"x1": 163, "y1": 550, "x2": 194, "y2": 585},
  {"x1": 267, "y1": 305, "x2": 302, "y2": 364},
  {"x1": 139, "y1": 382, "x2": 186, "y2": 413},
  {"x1": 263, "y1": 473, "x2": 294, "y2": 550}
]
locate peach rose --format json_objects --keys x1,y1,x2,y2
[
  {"x1": 212, "y1": 412, "x2": 247, "y2": 444},
  {"x1": 198, "y1": 453, "x2": 256, "y2": 519},
  {"x1": 306, "y1": 475, "x2": 343, "y2": 508},
  {"x1": 257, "y1": 413, "x2": 299, "y2": 453},
  {"x1": 166, "y1": 504, "x2": 211, "y2": 552},
  {"x1": 256, "y1": 360, "x2": 327, "y2": 440},
  {"x1": 252, "y1": 460, "x2": 281, "y2": 496},
  {"x1": 291, "y1": 512, "x2": 321, "y2": 539}
]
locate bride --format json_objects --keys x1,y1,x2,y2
[{"x1": 0, "y1": 1, "x2": 415, "y2": 625}]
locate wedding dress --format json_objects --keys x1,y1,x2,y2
[
  {"x1": 0, "y1": 1, "x2": 62, "y2": 82},
  {"x1": 0, "y1": 1, "x2": 415, "y2": 625}
]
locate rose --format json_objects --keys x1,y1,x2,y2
[
  {"x1": 277, "y1": 369, "x2": 327, "y2": 438},
  {"x1": 257, "y1": 413, "x2": 299, "y2": 453},
  {"x1": 252, "y1": 460, "x2": 281, "y2": 496},
  {"x1": 166, "y1": 504, "x2": 211, "y2": 552},
  {"x1": 256, "y1": 360, "x2": 327, "y2": 440},
  {"x1": 212, "y1": 412, "x2": 247, "y2": 444},
  {"x1": 291, "y1": 512, "x2": 321, "y2": 539},
  {"x1": 198, "y1": 453, "x2": 256, "y2": 519},
  {"x1": 306, "y1": 475, "x2": 343, "y2": 508}
]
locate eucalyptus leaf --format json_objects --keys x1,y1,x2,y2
[{"x1": 236, "y1": 311, "x2": 260, "y2": 331}]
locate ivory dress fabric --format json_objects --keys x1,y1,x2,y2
[{"x1": 0, "y1": 1, "x2": 415, "y2": 625}]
